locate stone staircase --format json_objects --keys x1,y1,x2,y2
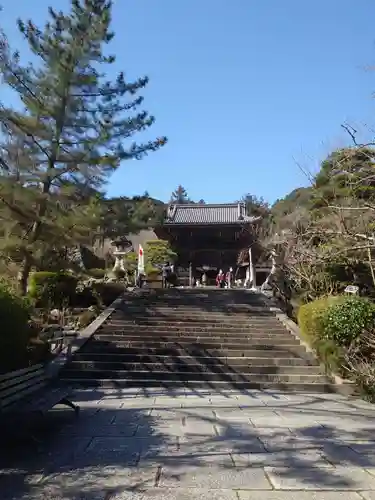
[{"x1": 60, "y1": 289, "x2": 335, "y2": 392}]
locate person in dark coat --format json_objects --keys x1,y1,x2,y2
[
  {"x1": 136, "y1": 272, "x2": 145, "y2": 288},
  {"x1": 162, "y1": 262, "x2": 171, "y2": 288}
]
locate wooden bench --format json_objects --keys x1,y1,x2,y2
[{"x1": 0, "y1": 364, "x2": 80, "y2": 439}]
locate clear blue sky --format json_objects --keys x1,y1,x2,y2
[{"x1": 2, "y1": 0, "x2": 375, "y2": 204}]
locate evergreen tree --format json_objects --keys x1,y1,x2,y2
[
  {"x1": 241, "y1": 194, "x2": 270, "y2": 218},
  {"x1": 170, "y1": 185, "x2": 191, "y2": 204},
  {"x1": 0, "y1": 0, "x2": 166, "y2": 292},
  {"x1": 99, "y1": 195, "x2": 163, "y2": 241}
]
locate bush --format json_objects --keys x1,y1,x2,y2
[
  {"x1": 91, "y1": 282, "x2": 125, "y2": 306},
  {"x1": 346, "y1": 360, "x2": 375, "y2": 402},
  {"x1": 113, "y1": 268, "x2": 126, "y2": 280},
  {"x1": 78, "y1": 309, "x2": 97, "y2": 328},
  {"x1": 29, "y1": 271, "x2": 78, "y2": 308},
  {"x1": 297, "y1": 295, "x2": 343, "y2": 343},
  {"x1": 298, "y1": 295, "x2": 346, "y2": 375},
  {"x1": 75, "y1": 285, "x2": 98, "y2": 307},
  {"x1": 322, "y1": 296, "x2": 375, "y2": 347},
  {"x1": 0, "y1": 283, "x2": 32, "y2": 373},
  {"x1": 87, "y1": 268, "x2": 106, "y2": 279},
  {"x1": 298, "y1": 294, "x2": 375, "y2": 378},
  {"x1": 314, "y1": 337, "x2": 345, "y2": 375},
  {"x1": 28, "y1": 337, "x2": 52, "y2": 365},
  {"x1": 342, "y1": 331, "x2": 375, "y2": 401},
  {"x1": 144, "y1": 239, "x2": 177, "y2": 270}
]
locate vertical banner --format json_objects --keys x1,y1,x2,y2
[{"x1": 138, "y1": 244, "x2": 145, "y2": 274}]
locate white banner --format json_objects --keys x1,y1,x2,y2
[{"x1": 138, "y1": 244, "x2": 145, "y2": 274}]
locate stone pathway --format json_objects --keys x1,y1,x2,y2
[{"x1": 2, "y1": 388, "x2": 375, "y2": 499}]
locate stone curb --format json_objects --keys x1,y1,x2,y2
[
  {"x1": 47, "y1": 294, "x2": 124, "y2": 378},
  {"x1": 258, "y1": 292, "x2": 356, "y2": 396}
]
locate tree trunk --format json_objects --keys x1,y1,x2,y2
[
  {"x1": 18, "y1": 219, "x2": 42, "y2": 295},
  {"x1": 367, "y1": 245, "x2": 375, "y2": 289},
  {"x1": 18, "y1": 252, "x2": 32, "y2": 295}
]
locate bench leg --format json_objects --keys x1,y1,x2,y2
[{"x1": 60, "y1": 397, "x2": 80, "y2": 416}]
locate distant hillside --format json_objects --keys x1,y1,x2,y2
[{"x1": 272, "y1": 187, "x2": 313, "y2": 217}]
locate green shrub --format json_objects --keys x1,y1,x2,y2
[
  {"x1": 28, "y1": 337, "x2": 52, "y2": 365},
  {"x1": 91, "y1": 282, "x2": 125, "y2": 306},
  {"x1": 28, "y1": 271, "x2": 78, "y2": 308},
  {"x1": 0, "y1": 283, "x2": 31, "y2": 373},
  {"x1": 144, "y1": 239, "x2": 177, "y2": 270},
  {"x1": 78, "y1": 309, "x2": 97, "y2": 328},
  {"x1": 297, "y1": 295, "x2": 344, "y2": 343},
  {"x1": 298, "y1": 295, "x2": 347, "y2": 375},
  {"x1": 87, "y1": 268, "x2": 106, "y2": 279},
  {"x1": 322, "y1": 296, "x2": 375, "y2": 347},
  {"x1": 113, "y1": 268, "x2": 126, "y2": 280},
  {"x1": 298, "y1": 294, "x2": 375, "y2": 378},
  {"x1": 314, "y1": 337, "x2": 345, "y2": 375},
  {"x1": 75, "y1": 285, "x2": 98, "y2": 307}
]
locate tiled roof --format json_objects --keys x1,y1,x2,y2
[{"x1": 164, "y1": 203, "x2": 259, "y2": 225}]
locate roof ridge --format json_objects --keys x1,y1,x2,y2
[
  {"x1": 163, "y1": 202, "x2": 258, "y2": 225},
  {"x1": 169, "y1": 202, "x2": 242, "y2": 208}
]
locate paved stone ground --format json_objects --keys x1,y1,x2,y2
[{"x1": 2, "y1": 388, "x2": 375, "y2": 499}]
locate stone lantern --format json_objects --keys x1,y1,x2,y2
[{"x1": 111, "y1": 237, "x2": 132, "y2": 273}]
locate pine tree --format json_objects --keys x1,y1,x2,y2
[
  {"x1": 170, "y1": 185, "x2": 191, "y2": 204},
  {"x1": 0, "y1": 0, "x2": 166, "y2": 293},
  {"x1": 99, "y1": 195, "x2": 162, "y2": 241}
]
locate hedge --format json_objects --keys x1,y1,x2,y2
[
  {"x1": 323, "y1": 296, "x2": 375, "y2": 347},
  {"x1": 91, "y1": 282, "x2": 125, "y2": 306},
  {"x1": 297, "y1": 295, "x2": 344, "y2": 343},
  {"x1": 87, "y1": 268, "x2": 106, "y2": 279},
  {"x1": 297, "y1": 294, "x2": 375, "y2": 376},
  {"x1": 28, "y1": 271, "x2": 78, "y2": 308},
  {"x1": 0, "y1": 282, "x2": 32, "y2": 373}
]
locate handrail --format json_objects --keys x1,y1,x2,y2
[{"x1": 46, "y1": 334, "x2": 76, "y2": 355}]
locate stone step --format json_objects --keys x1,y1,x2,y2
[
  {"x1": 115, "y1": 309, "x2": 272, "y2": 315},
  {"x1": 63, "y1": 289, "x2": 333, "y2": 394},
  {"x1": 95, "y1": 330, "x2": 296, "y2": 342},
  {"x1": 99, "y1": 325, "x2": 288, "y2": 334},
  {"x1": 92, "y1": 335, "x2": 301, "y2": 348},
  {"x1": 60, "y1": 377, "x2": 335, "y2": 393},
  {"x1": 66, "y1": 360, "x2": 322, "y2": 374},
  {"x1": 79, "y1": 343, "x2": 310, "y2": 359},
  {"x1": 73, "y1": 352, "x2": 317, "y2": 366},
  {"x1": 61, "y1": 368, "x2": 327, "y2": 384},
  {"x1": 93, "y1": 332, "x2": 298, "y2": 341},
  {"x1": 122, "y1": 300, "x2": 267, "y2": 306},
  {"x1": 121, "y1": 299, "x2": 267, "y2": 305},
  {"x1": 108, "y1": 317, "x2": 281, "y2": 326},
  {"x1": 114, "y1": 306, "x2": 273, "y2": 312},
  {"x1": 85, "y1": 338, "x2": 306, "y2": 351},
  {"x1": 114, "y1": 316, "x2": 274, "y2": 323}
]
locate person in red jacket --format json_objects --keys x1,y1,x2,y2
[{"x1": 216, "y1": 269, "x2": 225, "y2": 288}]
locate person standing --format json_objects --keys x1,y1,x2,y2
[
  {"x1": 226, "y1": 267, "x2": 234, "y2": 288},
  {"x1": 136, "y1": 272, "x2": 145, "y2": 288},
  {"x1": 162, "y1": 262, "x2": 171, "y2": 288},
  {"x1": 202, "y1": 272, "x2": 207, "y2": 287},
  {"x1": 216, "y1": 269, "x2": 225, "y2": 288}
]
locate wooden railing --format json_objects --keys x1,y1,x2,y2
[{"x1": 46, "y1": 331, "x2": 78, "y2": 357}]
